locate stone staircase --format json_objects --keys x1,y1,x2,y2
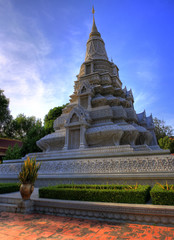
[
  {"x1": 0, "y1": 191, "x2": 35, "y2": 213},
  {"x1": 0, "y1": 195, "x2": 20, "y2": 213},
  {"x1": 133, "y1": 144, "x2": 152, "y2": 152}
]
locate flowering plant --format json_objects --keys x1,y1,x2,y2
[{"x1": 18, "y1": 157, "x2": 41, "y2": 184}]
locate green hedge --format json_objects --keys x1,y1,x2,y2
[
  {"x1": 150, "y1": 184, "x2": 174, "y2": 205},
  {"x1": 39, "y1": 184, "x2": 151, "y2": 204},
  {"x1": 0, "y1": 183, "x2": 20, "y2": 194}
]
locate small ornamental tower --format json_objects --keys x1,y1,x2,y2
[{"x1": 37, "y1": 8, "x2": 159, "y2": 152}]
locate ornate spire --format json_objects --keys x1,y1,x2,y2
[
  {"x1": 92, "y1": 6, "x2": 95, "y2": 15},
  {"x1": 90, "y1": 6, "x2": 101, "y2": 37},
  {"x1": 85, "y1": 7, "x2": 108, "y2": 61}
]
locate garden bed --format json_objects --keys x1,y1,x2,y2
[
  {"x1": 150, "y1": 184, "x2": 174, "y2": 205},
  {"x1": 39, "y1": 184, "x2": 151, "y2": 204},
  {"x1": 0, "y1": 183, "x2": 20, "y2": 194}
]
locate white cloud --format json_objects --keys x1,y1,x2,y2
[
  {"x1": 166, "y1": 119, "x2": 174, "y2": 130},
  {"x1": 120, "y1": 57, "x2": 159, "y2": 89},
  {"x1": 156, "y1": 113, "x2": 174, "y2": 130},
  {"x1": 136, "y1": 71, "x2": 156, "y2": 83},
  {"x1": 0, "y1": 1, "x2": 80, "y2": 122},
  {"x1": 134, "y1": 91, "x2": 156, "y2": 115},
  {"x1": 0, "y1": 54, "x2": 8, "y2": 65}
]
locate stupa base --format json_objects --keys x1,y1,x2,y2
[{"x1": 0, "y1": 145, "x2": 173, "y2": 187}]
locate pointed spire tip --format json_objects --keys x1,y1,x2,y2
[
  {"x1": 89, "y1": 6, "x2": 101, "y2": 37},
  {"x1": 92, "y1": 6, "x2": 95, "y2": 15}
]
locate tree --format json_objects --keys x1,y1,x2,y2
[
  {"x1": 0, "y1": 89, "x2": 12, "y2": 137},
  {"x1": 158, "y1": 136, "x2": 174, "y2": 153},
  {"x1": 153, "y1": 117, "x2": 173, "y2": 141},
  {"x1": 21, "y1": 122, "x2": 47, "y2": 156},
  {"x1": 3, "y1": 144, "x2": 22, "y2": 160},
  {"x1": 44, "y1": 104, "x2": 67, "y2": 133},
  {"x1": 0, "y1": 91, "x2": 49, "y2": 156},
  {"x1": 5, "y1": 114, "x2": 43, "y2": 140},
  {"x1": 3, "y1": 114, "x2": 47, "y2": 157}
]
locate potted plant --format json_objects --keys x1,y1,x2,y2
[{"x1": 18, "y1": 157, "x2": 41, "y2": 200}]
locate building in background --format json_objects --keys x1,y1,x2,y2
[{"x1": 0, "y1": 138, "x2": 23, "y2": 161}]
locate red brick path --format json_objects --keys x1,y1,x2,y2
[{"x1": 0, "y1": 212, "x2": 173, "y2": 239}]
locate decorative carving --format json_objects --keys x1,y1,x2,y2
[
  {"x1": 85, "y1": 38, "x2": 108, "y2": 61},
  {"x1": 70, "y1": 113, "x2": 79, "y2": 123},
  {"x1": 66, "y1": 106, "x2": 91, "y2": 126},
  {"x1": 81, "y1": 86, "x2": 86, "y2": 93},
  {"x1": 36, "y1": 130, "x2": 65, "y2": 152},
  {"x1": 53, "y1": 114, "x2": 68, "y2": 130},
  {"x1": 1, "y1": 155, "x2": 173, "y2": 175},
  {"x1": 90, "y1": 106, "x2": 113, "y2": 120},
  {"x1": 86, "y1": 125, "x2": 123, "y2": 147}
]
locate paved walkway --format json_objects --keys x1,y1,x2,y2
[
  {"x1": 0, "y1": 211, "x2": 174, "y2": 240},
  {"x1": 0, "y1": 190, "x2": 174, "y2": 239}
]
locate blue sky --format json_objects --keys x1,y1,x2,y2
[{"x1": 0, "y1": 0, "x2": 174, "y2": 128}]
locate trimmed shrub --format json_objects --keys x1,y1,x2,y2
[
  {"x1": 0, "y1": 183, "x2": 20, "y2": 194},
  {"x1": 39, "y1": 184, "x2": 151, "y2": 204},
  {"x1": 150, "y1": 184, "x2": 174, "y2": 205}
]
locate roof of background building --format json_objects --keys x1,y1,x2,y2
[{"x1": 0, "y1": 138, "x2": 23, "y2": 156}]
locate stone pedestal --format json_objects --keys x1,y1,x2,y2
[
  {"x1": 1, "y1": 146, "x2": 173, "y2": 187},
  {"x1": 17, "y1": 200, "x2": 33, "y2": 214}
]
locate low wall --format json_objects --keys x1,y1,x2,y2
[
  {"x1": 0, "y1": 149, "x2": 174, "y2": 186},
  {"x1": 33, "y1": 198, "x2": 174, "y2": 225}
]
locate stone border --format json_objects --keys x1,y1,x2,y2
[
  {"x1": 0, "y1": 191, "x2": 174, "y2": 225},
  {"x1": 33, "y1": 198, "x2": 174, "y2": 225}
]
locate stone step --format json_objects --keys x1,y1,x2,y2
[
  {"x1": 0, "y1": 197, "x2": 33, "y2": 213},
  {"x1": 0, "y1": 196, "x2": 21, "y2": 205},
  {"x1": 133, "y1": 145, "x2": 151, "y2": 151},
  {"x1": 0, "y1": 202, "x2": 18, "y2": 213}
]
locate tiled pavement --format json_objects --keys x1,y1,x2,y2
[{"x1": 0, "y1": 212, "x2": 173, "y2": 240}]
